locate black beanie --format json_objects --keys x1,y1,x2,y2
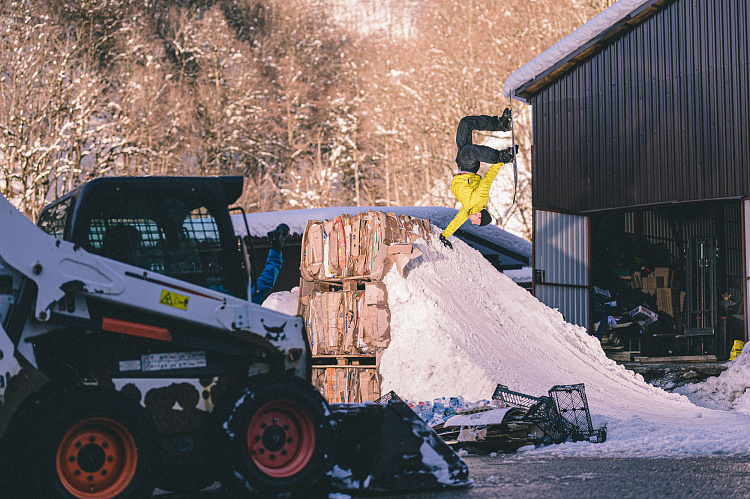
[{"x1": 479, "y1": 209, "x2": 492, "y2": 226}]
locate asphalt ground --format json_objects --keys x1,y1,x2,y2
[{"x1": 155, "y1": 454, "x2": 750, "y2": 498}]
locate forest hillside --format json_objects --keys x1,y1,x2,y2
[{"x1": 0, "y1": 0, "x2": 611, "y2": 237}]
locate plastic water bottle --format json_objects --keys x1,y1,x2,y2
[{"x1": 433, "y1": 397, "x2": 444, "y2": 415}]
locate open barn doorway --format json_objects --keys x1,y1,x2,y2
[{"x1": 589, "y1": 201, "x2": 745, "y2": 361}]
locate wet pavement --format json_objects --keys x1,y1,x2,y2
[{"x1": 155, "y1": 454, "x2": 750, "y2": 498}]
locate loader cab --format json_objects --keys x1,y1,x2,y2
[{"x1": 37, "y1": 176, "x2": 248, "y2": 299}]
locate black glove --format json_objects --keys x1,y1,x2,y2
[
  {"x1": 498, "y1": 144, "x2": 519, "y2": 164},
  {"x1": 496, "y1": 108, "x2": 512, "y2": 131},
  {"x1": 439, "y1": 234, "x2": 453, "y2": 249},
  {"x1": 268, "y1": 223, "x2": 290, "y2": 252}
]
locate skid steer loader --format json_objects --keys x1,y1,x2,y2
[{"x1": 0, "y1": 176, "x2": 469, "y2": 498}]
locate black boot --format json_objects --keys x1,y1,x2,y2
[
  {"x1": 495, "y1": 108, "x2": 512, "y2": 132},
  {"x1": 498, "y1": 144, "x2": 519, "y2": 164}
]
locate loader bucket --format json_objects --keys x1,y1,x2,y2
[{"x1": 327, "y1": 393, "x2": 470, "y2": 494}]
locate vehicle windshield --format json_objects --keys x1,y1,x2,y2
[{"x1": 83, "y1": 195, "x2": 231, "y2": 294}]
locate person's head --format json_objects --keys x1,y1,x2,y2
[{"x1": 469, "y1": 209, "x2": 492, "y2": 226}]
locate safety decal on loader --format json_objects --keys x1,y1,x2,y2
[
  {"x1": 159, "y1": 289, "x2": 190, "y2": 311},
  {"x1": 142, "y1": 351, "x2": 207, "y2": 371}
]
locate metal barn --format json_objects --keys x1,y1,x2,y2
[{"x1": 506, "y1": 0, "x2": 750, "y2": 360}]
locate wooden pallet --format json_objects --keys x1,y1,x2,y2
[{"x1": 635, "y1": 355, "x2": 718, "y2": 364}]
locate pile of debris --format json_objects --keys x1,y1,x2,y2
[{"x1": 432, "y1": 383, "x2": 607, "y2": 453}]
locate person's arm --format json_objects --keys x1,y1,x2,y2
[
  {"x1": 251, "y1": 249, "x2": 283, "y2": 304},
  {"x1": 476, "y1": 162, "x2": 503, "y2": 199},
  {"x1": 441, "y1": 207, "x2": 470, "y2": 239}
]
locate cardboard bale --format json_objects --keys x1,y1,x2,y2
[
  {"x1": 304, "y1": 286, "x2": 391, "y2": 356},
  {"x1": 359, "y1": 369, "x2": 381, "y2": 402},
  {"x1": 304, "y1": 291, "x2": 346, "y2": 355},
  {"x1": 301, "y1": 210, "x2": 430, "y2": 284},
  {"x1": 312, "y1": 367, "x2": 380, "y2": 403}
]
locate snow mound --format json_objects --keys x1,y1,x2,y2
[
  {"x1": 378, "y1": 232, "x2": 750, "y2": 457},
  {"x1": 675, "y1": 346, "x2": 750, "y2": 413},
  {"x1": 261, "y1": 289, "x2": 300, "y2": 316}
]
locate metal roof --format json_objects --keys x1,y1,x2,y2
[{"x1": 504, "y1": 0, "x2": 674, "y2": 102}]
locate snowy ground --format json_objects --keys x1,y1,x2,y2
[{"x1": 264, "y1": 229, "x2": 750, "y2": 459}]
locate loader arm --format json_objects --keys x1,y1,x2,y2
[{"x1": 0, "y1": 193, "x2": 307, "y2": 376}]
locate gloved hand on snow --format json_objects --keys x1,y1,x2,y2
[{"x1": 439, "y1": 234, "x2": 453, "y2": 249}]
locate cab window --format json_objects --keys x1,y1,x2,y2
[
  {"x1": 83, "y1": 195, "x2": 232, "y2": 295},
  {"x1": 38, "y1": 198, "x2": 72, "y2": 240}
]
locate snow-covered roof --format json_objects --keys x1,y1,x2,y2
[
  {"x1": 231, "y1": 206, "x2": 531, "y2": 263},
  {"x1": 504, "y1": 0, "x2": 664, "y2": 102}
]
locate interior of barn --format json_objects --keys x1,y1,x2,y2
[{"x1": 590, "y1": 200, "x2": 745, "y2": 361}]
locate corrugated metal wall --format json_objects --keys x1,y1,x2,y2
[
  {"x1": 532, "y1": 0, "x2": 750, "y2": 213},
  {"x1": 534, "y1": 210, "x2": 590, "y2": 328}
]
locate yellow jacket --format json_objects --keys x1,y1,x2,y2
[{"x1": 441, "y1": 162, "x2": 503, "y2": 238}]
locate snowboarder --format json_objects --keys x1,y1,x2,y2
[
  {"x1": 251, "y1": 223, "x2": 290, "y2": 303},
  {"x1": 439, "y1": 111, "x2": 517, "y2": 249}
]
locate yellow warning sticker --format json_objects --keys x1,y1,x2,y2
[{"x1": 159, "y1": 290, "x2": 189, "y2": 311}]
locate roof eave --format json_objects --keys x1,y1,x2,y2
[{"x1": 510, "y1": 0, "x2": 672, "y2": 103}]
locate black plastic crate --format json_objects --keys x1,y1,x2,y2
[
  {"x1": 548, "y1": 384, "x2": 593, "y2": 436},
  {"x1": 493, "y1": 383, "x2": 607, "y2": 445},
  {"x1": 377, "y1": 390, "x2": 403, "y2": 405},
  {"x1": 524, "y1": 396, "x2": 571, "y2": 444},
  {"x1": 492, "y1": 384, "x2": 541, "y2": 409}
]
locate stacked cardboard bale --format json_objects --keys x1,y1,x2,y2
[{"x1": 297, "y1": 211, "x2": 431, "y2": 403}]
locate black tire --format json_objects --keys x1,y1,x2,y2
[
  {"x1": 23, "y1": 384, "x2": 160, "y2": 499},
  {"x1": 219, "y1": 373, "x2": 333, "y2": 498}
]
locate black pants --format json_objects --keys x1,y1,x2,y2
[{"x1": 455, "y1": 115, "x2": 504, "y2": 173}]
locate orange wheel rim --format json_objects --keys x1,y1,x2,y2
[
  {"x1": 246, "y1": 400, "x2": 316, "y2": 478},
  {"x1": 55, "y1": 417, "x2": 138, "y2": 499}
]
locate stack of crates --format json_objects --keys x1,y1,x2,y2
[{"x1": 297, "y1": 211, "x2": 432, "y2": 403}]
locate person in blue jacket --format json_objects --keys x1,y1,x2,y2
[{"x1": 251, "y1": 223, "x2": 290, "y2": 304}]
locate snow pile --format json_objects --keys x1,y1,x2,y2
[
  {"x1": 264, "y1": 228, "x2": 750, "y2": 457},
  {"x1": 675, "y1": 346, "x2": 750, "y2": 413},
  {"x1": 377, "y1": 232, "x2": 750, "y2": 457},
  {"x1": 260, "y1": 290, "x2": 300, "y2": 316}
]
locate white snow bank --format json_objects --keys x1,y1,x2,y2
[
  {"x1": 262, "y1": 227, "x2": 750, "y2": 457},
  {"x1": 675, "y1": 346, "x2": 750, "y2": 414},
  {"x1": 504, "y1": 0, "x2": 651, "y2": 99},
  {"x1": 260, "y1": 289, "x2": 300, "y2": 316},
  {"x1": 378, "y1": 231, "x2": 750, "y2": 457}
]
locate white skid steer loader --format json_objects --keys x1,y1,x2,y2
[{"x1": 0, "y1": 176, "x2": 469, "y2": 498}]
